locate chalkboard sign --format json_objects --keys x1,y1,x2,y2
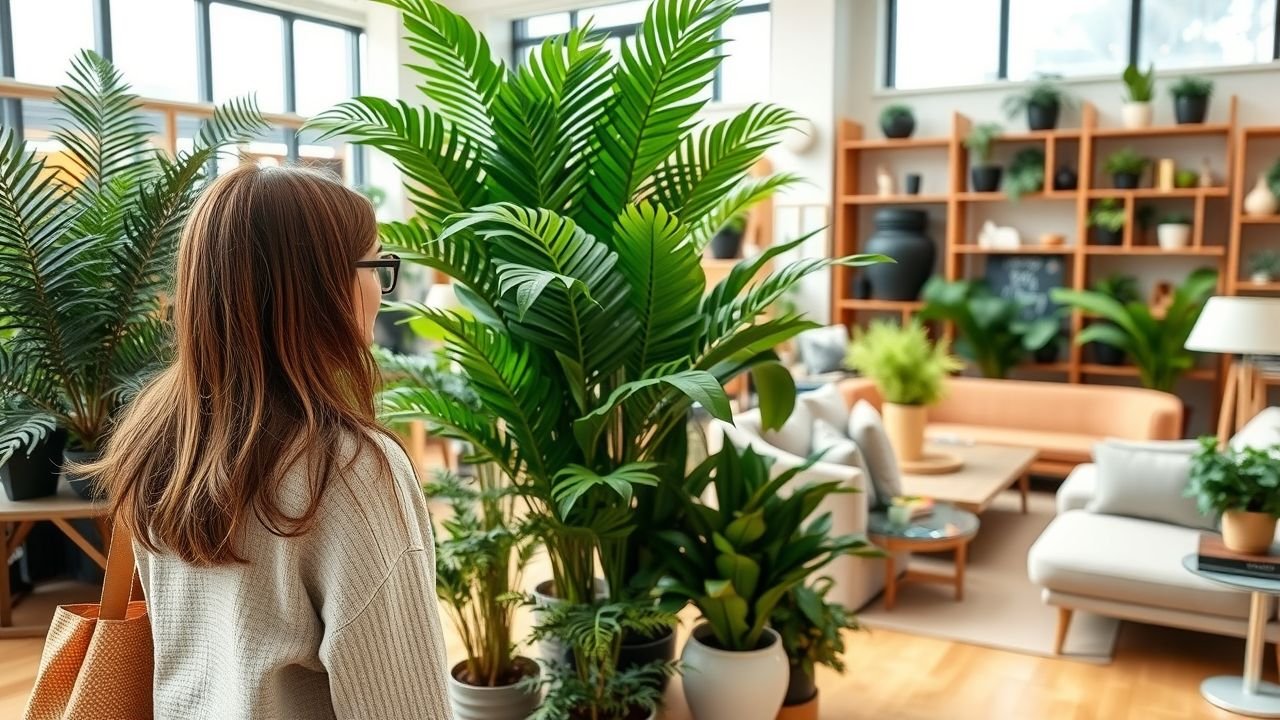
[{"x1": 984, "y1": 255, "x2": 1066, "y2": 322}]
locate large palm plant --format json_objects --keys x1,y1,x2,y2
[
  {"x1": 308, "y1": 0, "x2": 886, "y2": 611},
  {"x1": 0, "y1": 50, "x2": 267, "y2": 463}
]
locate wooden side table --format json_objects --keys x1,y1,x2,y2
[
  {"x1": 0, "y1": 485, "x2": 109, "y2": 638},
  {"x1": 868, "y1": 504, "x2": 980, "y2": 611}
]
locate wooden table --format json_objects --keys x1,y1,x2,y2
[
  {"x1": 900, "y1": 442, "x2": 1038, "y2": 514},
  {"x1": 0, "y1": 485, "x2": 109, "y2": 638},
  {"x1": 868, "y1": 504, "x2": 980, "y2": 611}
]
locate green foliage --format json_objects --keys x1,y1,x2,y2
[
  {"x1": 0, "y1": 50, "x2": 266, "y2": 462},
  {"x1": 1089, "y1": 198, "x2": 1126, "y2": 232},
  {"x1": 1051, "y1": 268, "x2": 1218, "y2": 392},
  {"x1": 1174, "y1": 169, "x2": 1200, "y2": 188},
  {"x1": 1091, "y1": 273, "x2": 1141, "y2": 304},
  {"x1": 1160, "y1": 212, "x2": 1192, "y2": 225},
  {"x1": 655, "y1": 444, "x2": 879, "y2": 652},
  {"x1": 721, "y1": 212, "x2": 748, "y2": 235},
  {"x1": 879, "y1": 104, "x2": 913, "y2": 125},
  {"x1": 964, "y1": 122, "x2": 1002, "y2": 166},
  {"x1": 771, "y1": 576, "x2": 860, "y2": 685},
  {"x1": 844, "y1": 320, "x2": 961, "y2": 406},
  {"x1": 1186, "y1": 437, "x2": 1280, "y2": 516},
  {"x1": 1104, "y1": 147, "x2": 1149, "y2": 176},
  {"x1": 1122, "y1": 63, "x2": 1156, "y2": 102},
  {"x1": 1267, "y1": 159, "x2": 1280, "y2": 200},
  {"x1": 919, "y1": 278, "x2": 1061, "y2": 379},
  {"x1": 1171, "y1": 75, "x2": 1213, "y2": 99},
  {"x1": 1250, "y1": 250, "x2": 1280, "y2": 277},
  {"x1": 1003, "y1": 147, "x2": 1045, "y2": 201},
  {"x1": 1001, "y1": 73, "x2": 1074, "y2": 116}
]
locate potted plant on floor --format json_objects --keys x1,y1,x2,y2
[
  {"x1": 1002, "y1": 73, "x2": 1072, "y2": 131},
  {"x1": 1249, "y1": 250, "x2": 1280, "y2": 285},
  {"x1": 1187, "y1": 437, "x2": 1280, "y2": 554},
  {"x1": 1106, "y1": 147, "x2": 1148, "y2": 189},
  {"x1": 656, "y1": 444, "x2": 878, "y2": 720},
  {"x1": 1157, "y1": 213, "x2": 1192, "y2": 250},
  {"x1": 965, "y1": 122, "x2": 1003, "y2": 192},
  {"x1": 1003, "y1": 147, "x2": 1046, "y2": 201},
  {"x1": 1121, "y1": 63, "x2": 1156, "y2": 128},
  {"x1": 919, "y1": 278, "x2": 1060, "y2": 379},
  {"x1": 879, "y1": 104, "x2": 915, "y2": 139},
  {"x1": 1085, "y1": 275, "x2": 1139, "y2": 365},
  {"x1": 1171, "y1": 76, "x2": 1213, "y2": 125},
  {"x1": 844, "y1": 320, "x2": 961, "y2": 465},
  {"x1": 1088, "y1": 199, "x2": 1126, "y2": 246},
  {"x1": 0, "y1": 51, "x2": 265, "y2": 500},
  {"x1": 770, "y1": 577, "x2": 860, "y2": 720},
  {"x1": 710, "y1": 213, "x2": 747, "y2": 259}
]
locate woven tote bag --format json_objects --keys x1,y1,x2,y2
[{"x1": 24, "y1": 523, "x2": 152, "y2": 720}]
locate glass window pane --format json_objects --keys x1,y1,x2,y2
[
  {"x1": 217, "y1": 127, "x2": 289, "y2": 176},
  {"x1": 1140, "y1": 0, "x2": 1276, "y2": 69},
  {"x1": 719, "y1": 11, "x2": 771, "y2": 104},
  {"x1": 210, "y1": 3, "x2": 285, "y2": 112},
  {"x1": 11, "y1": 0, "x2": 94, "y2": 86},
  {"x1": 580, "y1": 1, "x2": 648, "y2": 28},
  {"x1": 110, "y1": 0, "x2": 199, "y2": 101},
  {"x1": 893, "y1": 0, "x2": 1000, "y2": 89},
  {"x1": 297, "y1": 128, "x2": 353, "y2": 185},
  {"x1": 524, "y1": 12, "x2": 570, "y2": 38},
  {"x1": 294, "y1": 21, "x2": 352, "y2": 117},
  {"x1": 1007, "y1": 0, "x2": 1128, "y2": 80}
]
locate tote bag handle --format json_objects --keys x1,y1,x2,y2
[{"x1": 99, "y1": 523, "x2": 138, "y2": 621}]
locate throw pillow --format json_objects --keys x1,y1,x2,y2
[
  {"x1": 812, "y1": 419, "x2": 876, "y2": 509},
  {"x1": 1087, "y1": 439, "x2": 1215, "y2": 530},
  {"x1": 848, "y1": 400, "x2": 901, "y2": 507},
  {"x1": 796, "y1": 325, "x2": 850, "y2": 375},
  {"x1": 799, "y1": 384, "x2": 850, "y2": 434},
  {"x1": 762, "y1": 397, "x2": 812, "y2": 458},
  {"x1": 1231, "y1": 407, "x2": 1280, "y2": 453}
]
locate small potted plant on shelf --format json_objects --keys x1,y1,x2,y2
[
  {"x1": 1186, "y1": 437, "x2": 1280, "y2": 554},
  {"x1": 845, "y1": 320, "x2": 962, "y2": 465},
  {"x1": 1171, "y1": 75, "x2": 1213, "y2": 125},
  {"x1": 1105, "y1": 147, "x2": 1149, "y2": 189},
  {"x1": 710, "y1": 213, "x2": 747, "y2": 259},
  {"x1": 1004, "y1": 147, "x2": 1046, "y2": 201},
  {"x1": 1156, "y1": 212, "x2": 1192, "y2": 250},
  {"x1": 1174, "y1": 168, "x2": 1200, "y2": 189},
  {"x1": 1002, "y1": 73, "x2": 1073, "y2": 131},
  {"x1": 770, "y1": 577, "x2": 861, "y2": 720},
  {"x1": 918, "y1": 278, "x2": 1060, "y2": 379},
  {"x1": 965, "y1": 122, "x2": 1003, "y2": 192},
  {"x1": 879, "y1": 104, "x2": 916, "y2": 139},
  {"x1": 1082, "y1": 274, "x2": 1139, "y2": 366},
  {"x1": 1088, "y1": 198, "x2": 1126, "y2": 245},
  {"x1": 1249, "y1": 250, "x2": 1280, "y2": 285},
  {"x1": 1121, "y1": 63, "x2": 1156, "y2": 128}
]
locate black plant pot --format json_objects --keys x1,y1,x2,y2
[
  {"x1": 1053, "y1": 165, "x2": 1078, "y2": 191},
  {"x1": 863, "y1": 208, "x2": 936, "y2": 301},
  {"x1": 1094, "y1": 227, "x2": 1123, "y2": 246},
  {"x1": 905, "y1": 173, "x2": 922, "y2": 195},
  {"x1": 784, "y1": 661, "x2": 818, "y2": 707},
  {"x1": 1091, "y1": 341, "x2": 1126, "y2": 366},
  {"x1": 1033, "y1": 341, "x2": 1061, "y2": 364},
  {"x1": 617, "y1": 625, "x2": 677, "y2": 692},
  {"x1": 1027, "y1": 101, "x2": 1060, "y2": 131},
  {"x1": 1113, "y1": 172, "x2": 1140, "y2": 189},
  {"x1": 1174, "y1": 95, "x2": 1209, "y2": 125},
  {"x1": 970, "y1": 165, "x2": 1003, "y2": 192},
  {"x1": 852, "y1": 276, "x2": 873, "y2": 300},
  {"x1": 62, "y1": 449, "x2": 104, "y2": 501},
  {"x1": 1, "y1": 430, "x2": 65, "y2": 501},
  {"x1": 709, "y1": 228, "x2": 743, "y2": 259},
  {"x1": 880, "y1": 114, "x2": 915, "y2": 139}
]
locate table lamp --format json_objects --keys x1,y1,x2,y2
[{"x1": 1185, "y1": 297, "x2": 1280, "y2": 444}]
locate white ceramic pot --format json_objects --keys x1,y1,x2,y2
[
  {"x1": 681, "y1": 623, "x2": 788, "y2": 720},
  {"x1": 530, "y1": 578, "x2": 608, "y2": 666},
  {"x1": 1244, "y1": 173, "x2": 1279, "y2": 216},
  {"x1": 1156, "y1": 223, "x2": 1191, "y2": 250},
  {"x1": 448, "y1": 658, "x2": 541, "y2": 720},
  {"x1": 1253, "y1": 272, "x2": 1274, "y2": 285},
  {"x1": 1121, "y1": 102, "x2": 1152, "y2": 129}
]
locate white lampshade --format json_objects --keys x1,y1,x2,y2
[{"x1": 1185, "y1": 296, "x2": 1280, "y2": 355}]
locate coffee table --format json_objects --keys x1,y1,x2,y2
[
  {"x1": 899, "y1": 442, "x2": 1038, "y2": 514},
  {"x1": 868, "y1": 503, "x2": 979, "y2": 610}
]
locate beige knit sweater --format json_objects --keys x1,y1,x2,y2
[{"x1": 134, "y1": 434, "x2": 453, "y2": 720}]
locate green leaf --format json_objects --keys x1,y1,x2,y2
[
  {"x1": 552, "y1": 462, "x2": 661, "y2": 518},
  {"x1": 751, "y1": 359, "x2": 796, "y2": 432}
]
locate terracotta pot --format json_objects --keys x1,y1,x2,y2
[
  {"x1": 448, "y1": 657, "x2": 541, "y2": 720},
  {"x1": 881, "y1": 402, "x2": 927, "y2": 463},
  {"x1": 776, "y1": 692, "x2": 818, "y2": 720},
  {"x1": 1222, "y1": 511, "x2": 1277, "y2": 555}
]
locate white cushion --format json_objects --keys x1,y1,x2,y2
[
  {"x1": 1086, "y1": 439, "x2": 1214, "y2": 531},
  {"x1": 796, "y1": 325, "x2": 849, "y2": 375},
  {"x1": 762, "y1": 397, "x2": 812, "y2": 457},
  {"x1": 812, "y1": 419, "x2": 875, "y2": 508},
  {"x1": 799, "y1": 384, "x2": 849, "y2": 435},
  {"x1": 1057, "y1": 464, "x2": 1097, "y2": 514},
  {"x1": 848, "y1": 400, "x2": 901, "y2": 507},
  {"x1": 1232, "y1": 407, "x2": 1280, "y2": 453}
]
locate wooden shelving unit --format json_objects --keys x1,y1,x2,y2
[
  {"x1": 1228, "y1": 126, "x2": 1280, "y2": 296},
  {"x1": 832, "y1": 97, "x2": 1240, "y2": 392}
]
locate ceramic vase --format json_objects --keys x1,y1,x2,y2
[
  {"x1": 881, "y1": 402, "x2": 926, "y2": 463},
  {"x1": 1222, "y1": 511, "x2": 1277, "y2": 555},
  {"x1": 1156, "y1": 223, "x2": 1191, "y2": 250},
  {"x1": 1244, "y1": 174, "x2": 1278, "y2": 216},
  {"x1": 682, "y1": 624, "x2": 788, "y2": 720},
  {"x1": 447, "y1": 658, "x2": 541, "y2": 720}
]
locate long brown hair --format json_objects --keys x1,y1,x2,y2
[{"x1": 93, "y1": 164, "x2": 394, "y2": 565}]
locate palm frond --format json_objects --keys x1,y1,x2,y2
[
  {"x1": 687, "y1": 172, "x2": 803, "y2": 249},
  {"x1": 0, "y1": 405, "x2": 57, "y2": 465}
]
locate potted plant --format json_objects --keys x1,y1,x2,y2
[
  {"x1": 710, "y1": 213, "x2": 747, "y2": 259},
  {"x1": 656, "y1": 444, "x2": 877, "y2": 720},
  {"x1": 1085, "y1": 274, "x2": 1140, "y2": 365},
  {"x1": 1088, "y1": 198, "x2": 1126, "y2": 246},
  {"x1": 1174, "y1": 168, "x2": 1200, "y2": 189},
  {"x1": 1052, "y1": 267, "x2": 1218, "y2": 392},
  {"x1": 844, "y1": 320, "x2": 961, "y2": 464},
  {"x1": 1156, "y1": 212, "x2": 1192, "y2": 250},
  {"x1": 1003, "y1": 147, "x2": 1045, "y2": 201},
  {"x1": 1105, "y1": 147, "x2": 1148, "y2": 189},
  {"x1": 879, "y1": 104, "x2": 915, "y2": 139},
  {"x1": 0, "y1": 426, "x2": 65, "y2": 502},
  {"x1": 0, "y1": 51, "x2": 265, "y2": 500},
  {"x1": 1002, "y1": 73, "x2": 1073, "y2": 131},
  {"x1": 1187, "y1": 437, "x2": 1280, "y2": 554},
  {"x1": 918, "y1": 278, "x2": 1059, "y2": 379},
  {"x1": 1249, "y1": 250, "x2": 1280, "y2": 284},
  {"x1": 965, "y1": 122, "x2": 1003, "y2": 192},
  {"x1": 1121, "y1": 63, "x2": 1156, "y2": 128},
  {"x1": 771, "y1": 577, "x2": 860, "y2": 720},
  {"x1": 1171, "y1": 75, "x2": 1213, "y2": 125}
]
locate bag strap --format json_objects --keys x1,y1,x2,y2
[{"x1": 99, "y1": 522, "x2": 138, "y2": 621}]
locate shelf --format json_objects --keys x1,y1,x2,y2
[
  {"x1": 841, "y1": 137, "x2": 951, "y2": 150},
  {"x1": 1240, "y1": 215, "x2": 1280, "y2": 224},
  {"x1": 1084, "y1": 245, "x2": 1226, "y2": 256},
  {"x1": 1016, "y1": 362, "x2": 1072, "y2": 373},
  {"x1": 839, "y1": 194, "x2": 949, "y2": 205},
  {"x1": 1090, "y1": 122, "x2": 1231, "y2": 138},
  {"x1": 955, "y1": 191, "x2": 1076, "y2": 202},
  {"x1": 1086, "y1": 187, "x2": 1230, "y2": 199},
  {"x1": 995, "y1": 129, "x2": 1082, "y2": 142},
  {"x1": 953, "y1": 245, "x2": 1072, "y2": 254},
  {"x1": 1237, "y1": 281, "x2": 1280, "y2": 293},
  {"x1": 837, "y1": 298, "x2": 925, "y2": 311},
  {"x1": 1081, "y1": 364, "x2": 1217, "y2": 381}
]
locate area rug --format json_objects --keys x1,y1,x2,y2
[{"x1": 856, "y1": 489, "x2": 1122, "y2": 664}]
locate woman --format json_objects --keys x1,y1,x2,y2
[{"x1": 89, "y1": 165, "x2": 452, "y2": 719}]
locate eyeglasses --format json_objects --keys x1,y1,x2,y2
[{"x1": 356, "y1": 253, "x2": 401, "y2": 294}]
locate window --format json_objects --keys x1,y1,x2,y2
[
  {"x1": 1007, "y1": 0, "x2": 1127, "y2": 81},
  {"x1": 512, "y1": 1, "x2": 771, "y2": 103},
  {"x1": 294, "y1": 20, "x2": 354, "y2": 116},
  {"x1": 210, "y1": 3, "x2": 286, "y2": 112},
  {"x1": 111, "y1": 0, "x2": 199, "y2": 101},
  {"x1": 890, "y1": 0, "x2": 999, "y2": 89},
  {"x1": 1140, "y1": 0, "x2": 1276, "y2": 69},
  {"x1": 10, "y1": 0, "x2": 94, "y2": 86}
]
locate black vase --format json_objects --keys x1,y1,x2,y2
[
  {"x1": 880, "y1": 114, "x2": 915, "y2": 139},
  {"x1": 863, "y1": 208, "x2": 936, "y2": 301},
  {"x1": 971, "y1": 165, "x2": 1003, "y2": 192},
  {"x1": 783, "y1": 661, "x2": 818, "y2": 707},
  {"x1": 0, "y1": 430, "x2": 65, "y2": 501},
  {"x1": 709, "y1": 229, "x2": 743, "y2": 259},
  {"x1": 1027, "y1": 101, "x2": 1060, "y2": 131},
  {"x1": 905, "y1": 173, "x2": 922, "y2": 195},
  {"x1": 1053, "y1": 166, "x2": 1078, "y2": 191},
  {"x1": 1091, "y1": 341, "x2": 1126, "y2": 366},
  {"x1": 62, "y1": 448, "x2": 104, "y2": 501},
  {"x1": 1113, "y1": 172, "x2": 1140, "y2": 189},
  {"x1": 617, "y1": 626, "x2": 677, "y2": 692},
  {"x1": 1094, "y1": 227, "x2": 1123, "y2": 246},
  {"x1": 852, "y1": 276, "x2": 873, "y2": 300},
  {"x1": 1174, "y1": 95, "x2": 1209, "y2": 125}
]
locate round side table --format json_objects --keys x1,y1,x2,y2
[
  {"x1": 868, "y1": 503, "x2": 979, "y2": 611},
  {"x1": 1182, "y1": 554, "x2": 1280, "y2": 717}
]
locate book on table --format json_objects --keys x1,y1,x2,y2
[{"x1": 1198, "y1": 533, "x2": 1280, "y2": 579}]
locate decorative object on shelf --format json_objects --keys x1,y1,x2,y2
[
  {"x1": 964, "y1": 122, "x2": 1003, "y2": 192},
  {"x1": 1052, "y1": 267, "x2": 1218, "y2": 392},
  {"x1": 1039, "y1": 232, "x2": 1065, "y2": 247},
  {"x1": 1004, "y1": 147, "x2": 1045, "y2": 201},
  {"x1": 919, "y1": 278, "x2": 1061, "y2": 379},
  {"x1": 1149, "y1": 281, "x2": 1174, "y2": 318},
  {"x1": 1053, "y1": 165, "x2": 1078, "y2": 191},
  {"x1": 1121, "y1": 63, "x2": 1156, "y2": 129},
  {"x1": 1105, "y1": 147, "x2": 1149, "y2": 189},
  {"x1": 1187, "y1": 437, "x2": 1280, "y2": 554},
  {"x1": 1174, "y1": 168, "x2": 1200, "y2": 189},
  {"x1": 976, "y1": 220, "x2": 1021, "y2": 250},
  {"x1": 1249, "y1": 250, "x2": 1280, "y2": 285},
  {"x1": 1086, "y1": 274, "x2": 1140, "y2": 366},
  {"x1": 0, "y1": 430, "x2": 64, "y2": 502},
  {"x1": 771, "y1": 577, "x2": 860, "y2": 720},
  {"x1": 875, "y1": 164, "x2": 895, "y2": 197},
  {"x1": 1198, "y1": 157, "x2": 1215, "y2": 188},
  {"x1": 879, "y1": 104, "x2": 916, "y2": 139},
  {"x1": 845, "y1": 320, "x2": 962, "y2": 466},
  {"x1": 1156, "y1": 158, "x2": 1176, "y2": 191},
  {"x1": 853, "y1": 276, "x2": 873, "y2": 299},
  {"x1": 1171, "y1": 75, "x2": 1213, "y2": 125},
  {"x1": 864, "y1": 208, "x2": 936, "y2": 300},
  {"x1": 1244, "y1": 172, "x2": 1279, "y2": 216},
  {"x1": 1185, "y1": 296, "x2": 1280, "y2": 443},
  {"x1": 1088, "y1": 198, "x2": 1126, "y2": 246},
  {"x1": 1002, "y1": 73, "x2": 1073, "y2": 131},
  {"x1": 904, "y1": 172, "x2": 922, "y2": 195},
  {"x1": 710, "y1": 214, "x2": 747, "y2": 259},
  {"x1": 1156, "y1": 213, "x2": 1192, "y2": 250}
]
